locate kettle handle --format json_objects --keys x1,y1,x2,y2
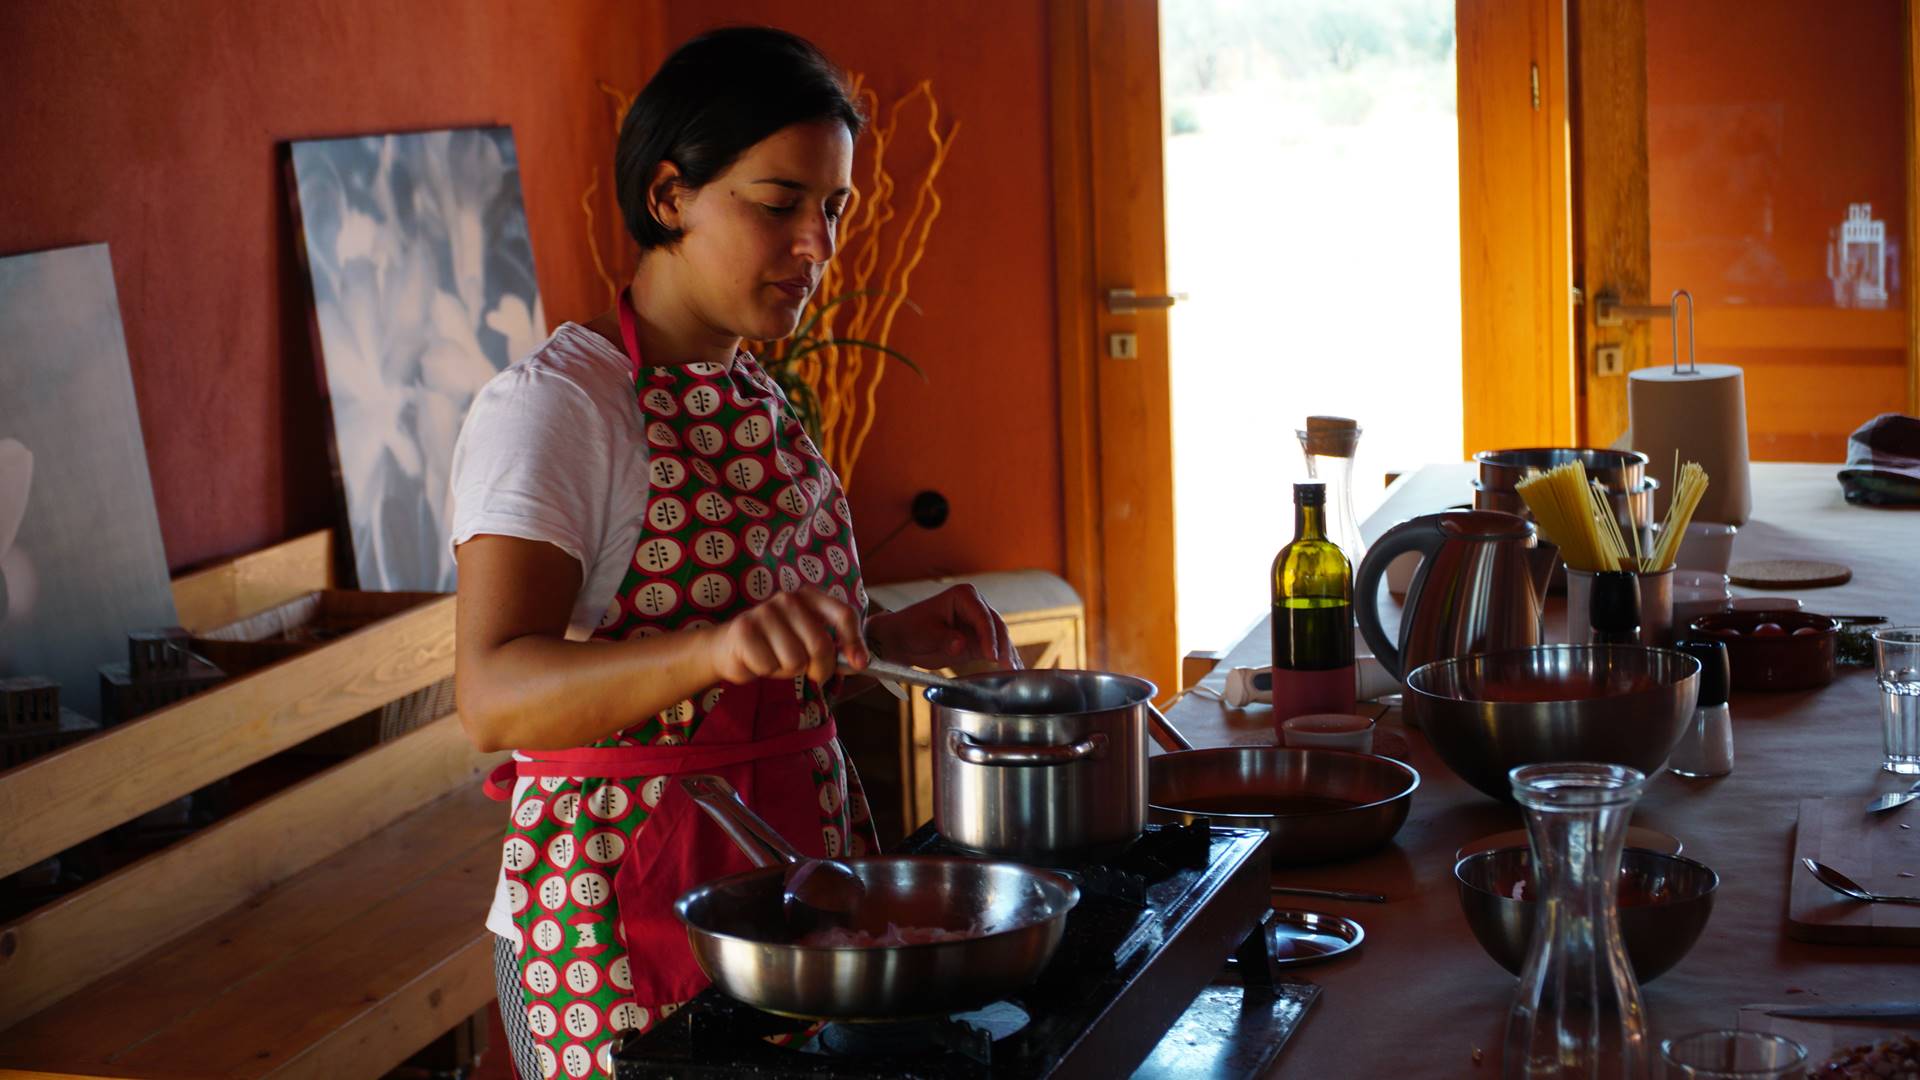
[{"x1": 1353, "y1": 516, "x2": 1450, "y2": 682}]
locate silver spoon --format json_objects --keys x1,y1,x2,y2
[
  {"x1": 1866, "y1": 780, "x2": 1920, "y2": 814},
  {"x1": 1801, "y1": 857, "x2": 1920, "y2": 905},
  {"x1": 847, "y1": 655, "x2": 978, "y2": 698},
  {"x1": 840, "y1": 656, "x2": 1064, "y2": 714}
]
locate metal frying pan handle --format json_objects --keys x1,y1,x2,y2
[
  {"x1": 1147, "y1": 703, "x2": 1194, "y2": 752},
  {"x1": 679, "y1": 775, "x2": 804, "y2": 870}
]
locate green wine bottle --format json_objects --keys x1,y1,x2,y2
[{"x1": 1271, "y1": 482, "x2": 1356, "y2": 723}]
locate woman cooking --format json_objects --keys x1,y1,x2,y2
[{"x1": 449, "y1": 27, "x2": 1018, "y2": 1080}]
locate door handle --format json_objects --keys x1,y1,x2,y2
[{"x1": 1106, "y1": 287, "x2": 1188, "y2": 315}]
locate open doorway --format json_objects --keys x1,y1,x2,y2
[{"x1": 1160, "y1": 0, "x2": 1463, "y2": 658}]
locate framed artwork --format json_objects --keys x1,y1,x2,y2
[
  {"x1": 0, "y1": 244, "x2": 178, "y2": 720},
  {"x1": 288, "y1": 126, "x2": 544, "y2": 591}
]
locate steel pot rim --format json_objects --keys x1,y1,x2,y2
[{"x1": 925, "y1": 668, "x2": 1158, "y2": 719}]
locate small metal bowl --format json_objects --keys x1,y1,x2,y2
[
  {"x1": 1454, "y1": 847, "x2": 1718, "y2": 983},
  {"x1": 1148, "y1": 748, "x2": 1418, "y2": 865},
  {"x1": 1405, "y1": 645, "x2": 1701, "y2": 802}
]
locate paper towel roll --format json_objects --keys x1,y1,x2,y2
[{"x1": 1627, "y1": 363, "x2": 1753, "y2": 525}]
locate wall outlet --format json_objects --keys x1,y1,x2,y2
[{"x1": 1596, "y1": 343, "x2": 1624, "y2": 377}]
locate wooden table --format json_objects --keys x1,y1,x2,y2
[{"x1": 1163, "y1": 462, "x2": 1918, "y2": 1075}]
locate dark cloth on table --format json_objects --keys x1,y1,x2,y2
[{"x1": 1837, "y1": 412, "x2": 1920, "y2": 506}]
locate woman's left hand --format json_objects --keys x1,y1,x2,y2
[{"x1": 864, "y1": 584, "x2": 1021, "y2": 671}]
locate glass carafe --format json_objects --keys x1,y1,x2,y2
[
  {"x1": 1297, "y1": 418, "x2": 1366, "y2": 570},
  {"x1": 1503, "y1": 763, "x2": 1651, "y2": 1080}
]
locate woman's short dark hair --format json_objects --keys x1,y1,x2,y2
[{"x1": 616, "y1": 27, "x2": 865, "y2": 250}]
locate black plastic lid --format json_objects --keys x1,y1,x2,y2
[
  {"x1": 1588, "y1": 571, "x2": 1641, "y2": 635},
  {"x1": 1294, "y1": 482, "x2": 1326, "y2": 506},
  {"x1": 1675, "y1": 638, "x2": 1730, "y2": 707}
]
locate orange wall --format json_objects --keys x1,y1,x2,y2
[
  {"x1": 1647, "y1": 0, "x2": 1908, "y2": 461},
  {"x1": 661, "y1": 3, "x2": 1063, "y2": 585},
  {"x1": 0, "y1": 0, "x2": 662, "y2": 572},
  {"x1": 0, "y1": 1, "x2": 1063, "y2": 587}
]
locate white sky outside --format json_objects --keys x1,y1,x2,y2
[{"x1": 1162, "y1": 0, "x2": 1463, "y2": 657}]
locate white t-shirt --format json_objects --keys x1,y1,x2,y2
[
  {"x1": 448, "y1": 321, "x2": 651, "y2": 637},
  {"x1": 446, "y1": 321, "x2": 652, "y2": 940}
]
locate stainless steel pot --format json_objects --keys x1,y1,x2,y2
[
  {"x1": 927, "y1": 669, "x2": 1156, "y2": 860},
  {"x1": 1472, "y1": 449, "x2": 1659, "y2": 596},
  {"x1": 677, "y1": 776, "x2": 1079, "y2": 1020},
  {"x1": 1473, "y1": 447, "x2": 1650, "y2": 493}
]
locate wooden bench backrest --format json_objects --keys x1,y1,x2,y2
[{"x1": 0, "y1": 532, "x2": 498, "y2": 1032}]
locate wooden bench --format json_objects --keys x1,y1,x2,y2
[{"x1": 0, "y1": 532, "x2": 506, "y2": 1079}]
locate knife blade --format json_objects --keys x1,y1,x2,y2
[
  {"x1": 1762, "y1": 1003, "x2": 1920, "y2": 1021},
  {"x1": 1270, "y1": 885, "x2": 1388, "y2": 903}
]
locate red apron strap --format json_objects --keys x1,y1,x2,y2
[
  {"x1": 482, "y1": 719, "x2": 838, "y2": 801},
  {"x1": 617, "y1": 287, "x2": 646, "y2": 382},
  {"x1": 482, "y1": 760, "x2": 520, "y2": 803}
]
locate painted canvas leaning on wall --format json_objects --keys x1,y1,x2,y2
[
  {"x1": 288, "y1": 126, "x2": 545, "y2": 592},
  {"x1": 0, "y1": 244, "x2": 179, "y2": 719}
]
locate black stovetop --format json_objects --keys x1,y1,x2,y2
[{"x1": 615, "y1": 822, "x2": 1275, "y2": 1079}]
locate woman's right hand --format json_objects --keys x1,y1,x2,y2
[{"x1": 705, "y1": 588, "x2": 868, "y2": 686}]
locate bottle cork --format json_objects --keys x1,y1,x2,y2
[{"x1": 1302, "y1": 415, "x2": 1361, "y2": 457}]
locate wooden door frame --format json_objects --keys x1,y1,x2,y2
[
  {"x1": 1049, "y1": 0, "x2": 1105, "y2": 668},
  {"x1": 1458, "y1": 0, "x2": 1578, "y2": 455},
  {"x1": 1051, "y1": 0, "x2": 1920, "y2": 682},
  {"x1": 1053, "y1": 0, "x2": 1588, "y2": 679},
  {"x1": 1568, "y1": 0, "x2": 1651, "y2": 446},
  {"x1": 1048, "y1": 0, "x2": 1180, "y2": 695},
  {"x1": 1909, "y1": 0, "x2": 1920, "y2": 414}
]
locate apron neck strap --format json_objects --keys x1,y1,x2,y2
[{"x1": 616, "y1": 287, "x2": 646, "y2": 382}]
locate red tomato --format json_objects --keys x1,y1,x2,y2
[
  {"x1": 1791, "y1": 626, "x2": 1823, "y2": 636},
  {"x1": 1751, "y1": 622, "x2": 1787, "y2": 637},
  {"x1": 1711, "y1": 626, "x2": 1741, "y2": 638}
]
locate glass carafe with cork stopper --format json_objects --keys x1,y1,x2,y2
[{"x1": 1297, "y1": 416, "x2": 1366, "y2": 571}]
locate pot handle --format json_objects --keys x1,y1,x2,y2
[
  {"x1": 1147, "y1": 703, "x2": 1194, "y2": 752},
  {"x1": 946, "y1": 729, "x2": 1108, "y2": 767},
  {"x1": 679, "y1": 775, "x2": 802, "y2": 870}
]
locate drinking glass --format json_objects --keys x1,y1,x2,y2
[
  {"x1": 1659, "y1": 1029, "x2": 1806, "y2": 1078},
  {"x1": 1873, "y1": 626, "x2": 1920, "y2": 774}
]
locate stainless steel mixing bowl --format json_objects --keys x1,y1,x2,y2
[
  {"x1": 1404, "y1": 645, "x2": 1701, "y2": 802},
  {"x1": 1454, "y1": 846, "x2": 1719, "y2": 983}
]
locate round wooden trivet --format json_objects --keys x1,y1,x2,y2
[{"x1": 1727, "y1": 559, "x2": 1853, "y2": 590}]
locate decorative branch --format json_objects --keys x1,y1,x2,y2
[
  {"x1": 586, "y1": 81, "x2": 637, "y2": 309},
  {"x1": 782, "y1": 76, "x2": 956, "y2": 491}
]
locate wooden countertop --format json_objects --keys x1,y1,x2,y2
[{"x1": 1159, "y1": 462, "x2": 1919, "y2": 1075}]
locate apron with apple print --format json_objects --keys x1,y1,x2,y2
[{"x1": 483, "y1": 290, "x2": 872, "y2": 1079}]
